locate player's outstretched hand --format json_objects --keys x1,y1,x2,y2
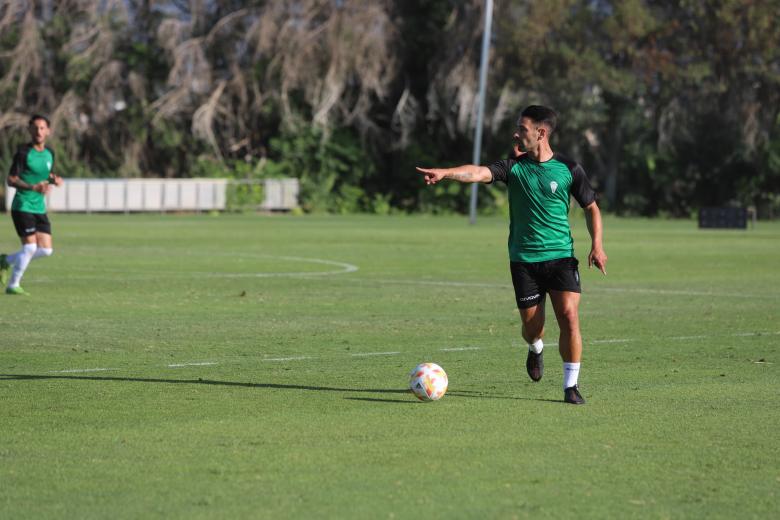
[
  {"x1": 588, "y1": 247, "x2": 608, "y2": 275},
  {"x1": 416, "y1": 167, "x2": 446, "y2": 185},
  {"x1": 51, "y1": 175, "x2": 64, "y2": 187}
]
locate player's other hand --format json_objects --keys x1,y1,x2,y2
[
  {"x1": 415, "y1": 167, "x2": 446, "y2": 185},
  {"x1": 51, "y1": 175, "x2": 64, "y2": 187},
  {"x1": 588, "y1": 247, "x2": 608, "y2": 275}
]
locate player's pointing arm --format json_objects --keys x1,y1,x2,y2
[{"x1": 415, "y1": 165, "x2": 493, "y2": 185}]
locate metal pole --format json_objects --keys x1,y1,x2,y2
[{"x1": 469, "y1": 0, "x2": 494, "y2": 225}]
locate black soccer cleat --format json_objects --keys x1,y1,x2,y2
[
  {"x1": 564, "y1": 385, "x2": 585, "y2": 405},
  {"x1": 525, "y1": 349, "x2": 543, "y2": 382}
]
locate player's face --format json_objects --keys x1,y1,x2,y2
[
  {"x1": 514, "y1": 117, "x2": 541, "y2": 152},
  {"x1": 29, "y1": 119, "x2": 50, "y2": 145}
]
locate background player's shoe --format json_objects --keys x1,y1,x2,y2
[
  {"x1": 0, "y1": 254, "x2": 9, "y2": 286},
  {"x1": 526, "y1": 349, "x2": 543, "y2": 381},
  {"x1": 564, "y1": 385, "x2": 585, "y2": 405},
  {"x1": 5, "y1": 286, "x2": 30, "y2": 296}
]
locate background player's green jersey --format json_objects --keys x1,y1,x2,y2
[
  {"x1": 488, "y1": 154, "x2": 596, "y2": 263},
  {"x1": 9, "y1": 144, "x2": 55, "y2": 214}
]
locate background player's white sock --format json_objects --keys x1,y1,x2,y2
[
  {"x1": 528, "y1": 338, "x2": 544, "y2": 354},
  {"x1": 563, "y1": 362, "x2": 580, "y2": 389},
  {"x1": 8, "y1": 243, "x2": 37, "y2": 288},
  {"x1": 32, "y1": 247, "x2": 53, "y2": 259}
]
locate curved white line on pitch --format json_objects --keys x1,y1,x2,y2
[
  {"x1": 51, "y1": 255, "x2": 359, "y2": 279},
  {"x1": 206, "y1": 255, "x2": 359, "y2": 278}
]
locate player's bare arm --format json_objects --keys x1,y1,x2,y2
[
  {"x1": 415, "y1": 165, "x2": 492, "y2": 185},
  {"x1": 7, "y1": 175, "x2": 49, "y2": 193},
  {"x1": 584, "y1": 201, "x2": 607, "y2": 275}
]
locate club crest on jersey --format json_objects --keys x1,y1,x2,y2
[
  {"x1": 46, "y1": 161, "x2": 52, "y2": 170},
  {"x1": 550, "y1": 181, "x2": 558, "y2": 194}
]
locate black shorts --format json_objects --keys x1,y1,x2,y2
[
  {"x1": 510, "y1": 257, "x2": 581, "y2": 309},
  {"x1": 11, "y1": 211, "x2": 52, "y2": 237}
]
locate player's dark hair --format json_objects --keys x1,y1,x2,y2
[
  {"x1": 521, "y1": 105, "x2": 557, "y2": 133},
  {"x1": 29, "y1": 114, "x2": 50, "y2": 127}
]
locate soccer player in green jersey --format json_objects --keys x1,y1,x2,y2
[
  {"x1": 416, "y1": 105, "x2": 608, "y2": 404},
  {"x1": 0, "y1": 115, "x2": 63, "y2": 295}
]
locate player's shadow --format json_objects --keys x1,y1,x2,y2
[
  {"x1": 0, "y1": 374, "x2": 559, "y2": 403},
  {"x1": 0, "y1": 373, "x2": 408, "y2": 394}
]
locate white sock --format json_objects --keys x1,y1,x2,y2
[
  {"x1": 563, "y1": 362, "x2": 580, "y2": 389},
  {"x1": 32, "y1": 247, "x2": 53, "y2": 259},
  {"x1": 8, "y1": 243, "x2": 37, "y2": 288},
  {"x1": 528, "y1": 338, "x2": 544, "y2": 354}
]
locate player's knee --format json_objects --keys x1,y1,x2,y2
[
  {"x1": 557, "y1": 307, "x2": 579, "y2": 330},
  {"x1": 522, "y1": 322, "x2": 544, "y2": 340}
]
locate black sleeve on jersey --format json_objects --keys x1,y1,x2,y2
[
  {"x1": 557, "y1": 154, "x2": 596, "y2": 208},
  {"x1": 8, "y1": 145, "x2": 29, "y2": 179},
  {"x1": 487, "y1": 158, "x2": 514, "y2": 184},
  {"x1": 46, "y1": 145, "x2": 57, "y2": 181}
]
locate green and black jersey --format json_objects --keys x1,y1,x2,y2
[
  {"x1": 8, "y1": 144, "x2": 55, "y2": 214},
  {"x1": 488, "y1": 153, "x2": 596, "y2": 263}
]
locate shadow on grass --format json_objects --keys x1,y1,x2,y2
[
  {"x1": 0, "y1": 374, "x2": 563, "y2": 403},
  {"x1": 0, "y1": 373, "x2": 409, "y2": 394}
]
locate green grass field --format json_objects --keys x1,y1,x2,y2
[{"x1": 1, "y1": 213, "x2": 778, "y2": 519}]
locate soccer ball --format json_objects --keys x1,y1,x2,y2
[{"x1": 408, "y1": 362, "x2": 448, "y2": 401}]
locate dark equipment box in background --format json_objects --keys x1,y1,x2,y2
[{"x1": 698, "y1": 207, "x2": 748, "y2": 229}]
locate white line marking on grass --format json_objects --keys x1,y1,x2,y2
[
  {"x1": 262, "y1": 356, "x2": 313, "y2": 362},
  {"x1": 58, "y1": 255, "x2": 358, "y2": 280},
  {"x1": 348, "y1": 278, "x2": 777, "y2": 300},
  {"x1": 167, "y1": 362, "x2": 218, "y2": 368},
  {"x1": 209, "y1": 256, "x2": 358, "y2": 278},
  {"x1": 51, "y1": 368, "x2": 117, "y2": 373},
  {"x1": 592, "y1": 287, "x2": 778, "y2": 300},
  {"x1": 358, "y1": 278, "x2": 508, "y2": 289},
  {"x1": 350, "y1": 351, "x2": 400, "y2": 357},
  {"x1": 35, "y1": 329, "x2": 778, "y2": 375}
]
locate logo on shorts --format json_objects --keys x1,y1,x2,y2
[
  {"x1": 550, "y1": 181, "x2": 558, "y2": 194},
  {"x1": 518, "y1": 293, "x2": 540, "y2": 302}
]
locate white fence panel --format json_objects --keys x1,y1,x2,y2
[{"x1": 5, "y1": 178, "x2": 297, "y2": 212}]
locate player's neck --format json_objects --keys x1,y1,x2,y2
[
  {"x1": 32, "y1": 142, "x2": 46, "y2": 152},
  {"x1": 528, "y1": 143, "x2": 554, "y2": 162}
]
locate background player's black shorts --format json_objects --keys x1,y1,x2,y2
[
  {"x1": 11, "y1": 211, "x2": 51, "y2": 237},
  {"x1": 510, "y1": 257, "x2": 581, "y2": 309}
]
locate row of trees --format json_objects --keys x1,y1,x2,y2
[{"x1": 1, "y1": 0, "x2": 778, "y2": 217}]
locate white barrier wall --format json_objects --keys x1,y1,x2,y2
[{"x1": 4, "y1": 178, "x2": 299, "y2": 212}]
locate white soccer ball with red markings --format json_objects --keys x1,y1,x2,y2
[{"x1": 409, "y1": 362, "x2": 448, "y2": 401}]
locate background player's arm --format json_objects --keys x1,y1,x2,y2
[
  {"x1": 7, "y1": 174, "x2": 49, "y2": 193},
  {"x1": 6, "y1": 151, "x2": 48, "y2": 193},
  {"x1": 415, "y1": 165, "x2": 493, "y2": 185},
  {"x1": 584, "y1": 201, "x2": 607, "y2": 275}
]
